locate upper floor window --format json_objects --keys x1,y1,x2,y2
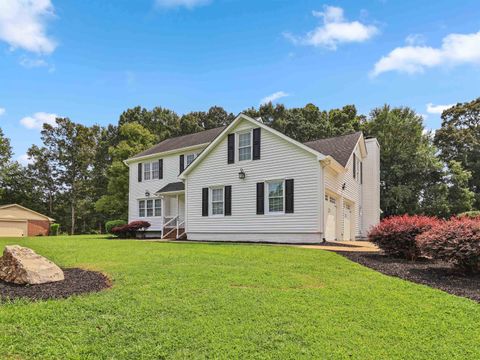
[
  {"x1": 186, "y1": 153, "x2": 197, "y2": 167},
  {"x1": 139, "y1": 199, "x2": 161, "y2": 217},
  {"x1": 353, "y1": 154, "x2": 361, "y2": 183},
  {"x1": 211, "y1": 187, "x2": 224, "y2": 216},
  {"x1": 238, "y1": 131, "x2": 252, "y2": 161},
  {"x1": 144, "y1": 163, "x2": 151, "y2": 181},
  {"x1": 143, "y1": 161, "x2": 160, "y2": 181},
  {"x1": 267, "y1": 180, "x2": 284, "y2": 213}
]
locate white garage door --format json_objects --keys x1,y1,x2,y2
[
  {"x1": 343, "y1": 204, "x2": 352, "y2": 240},
  {"x1": 0, "y1": 220, "x2": 27, "y2": 237},
  {"x1": 324, "y1": 195, "x2": 337, "y2": 241}
]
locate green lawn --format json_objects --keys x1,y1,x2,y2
[{"x1": 0, "y1": 236, "x2": 479, "y2": 359}]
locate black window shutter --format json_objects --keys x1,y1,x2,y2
[
  {"x1": 256, "y1": 182, "x2": 264, "y2": 215},
  {"x1": 159, "y1": 159, "x2": 163, "y2": 179},
  {"x1": 202, "y1": 188, "x2": 209, "y2": 216},
  {"x1": 360, "y1": 162, "x2": 363, "y2": 184},
  {"x1": 227, "y1": 133, "x2": 235, "y2": 164},
  {"x1": 353, "y1": 154, "x2": 356, "y2": 178},
  {"x1": 179, "y1": 155, "x2": 185, "y2": 173},
  {"x1": 253, "y1": 128, "x2": 261, "y2": 160},
  {"x1": 138, "y1": 163, "x2": 142, "y2": 182},
  {"x1": 224, "y1": 185, "x2": 232, "y2": 216},
  {"x1": 285, "y1": 179, "x2": 294, "y2": 213}
]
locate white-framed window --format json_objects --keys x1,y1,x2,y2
[
  {"x1": 267, "y1": 180, "x2": 284, "y2": 213},
  {"x1": 238, "y1": 131, "x2": 252, "y2": 161},
  {"x1": 143, "y1": 161, "x2": 160, "y2": 181},
  {"x1": 152, "y1": 161, "x2": 159, "y2": 179},
  {"x1": 186, "y1": 153, "x2": 197, "y2": 167},
  {"x1": 144, "y1": 163, "x2": 151, "y2": 181},
  {"x1": 139, "y1": 200, "x2": 146, "y2": 217},
  {"x1": 210, "y1": 187, "x2": 224, "y2": 216},
  {"x1": 138, "y1": 199, "x2": 162, "y2": 217}
]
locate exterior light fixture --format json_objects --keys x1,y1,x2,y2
[
  {"x1": 238, "y1": 168, "x2": 246, "y2": 180},
  {"x1": 342, "y1": 183, "x2": 346, "y2": 191},
  {"x1": 145, "y1": 190, "x2": 150, "y2": 197}
]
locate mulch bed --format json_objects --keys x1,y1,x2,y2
[
  {"x1": 339, "y1": 252, "x2": 480, "y2": 303},
  {"x1": 0, "y1": 268, "x2": 111, "y2": 302}
]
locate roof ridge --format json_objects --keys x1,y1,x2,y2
[{"x1": 304, "y1": 131, "x2": 362, "y2": 144}]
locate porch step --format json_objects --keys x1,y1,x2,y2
[{"x1": 162, "y1": 227, "x2": 185, "y2": 239}]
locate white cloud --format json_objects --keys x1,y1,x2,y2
[
  {"x1": 154, "y1": 0, "x2": 211, "y2": 9},
  {"x1": 0, "y1": 0, "x2": 56, "y2": 54},
  {"x1": 18, "y1": 153, "x2": 33, "y2": 166},
  {"x1": 372, "y1": 30, "x2": 480, "y2": 76},
  {"x1": 405, "y1": 33, "x2": 426, "y2": 46},
  {"x1": 0, "y1": 107, "x2": 5, "y2": 116},
  {"x1": 260, "y1": 91, "x2": 289, "y2": 105},
  {"x1": 426, "y1": 103, "x2": 455, "y2": 115},
  {"x1": 20, "y1": 112, "x2": 58, "y2": 130},
  {"x1": 284, "y1": 5, "x2": 378, "y2": 50}
]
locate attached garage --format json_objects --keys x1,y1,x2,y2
[
  {"x1": 324, "y1": 195, "x2": 337, "y2": 241},
  {"x1": 0, "y1": 204, "x2": 54, "y2": 238}
]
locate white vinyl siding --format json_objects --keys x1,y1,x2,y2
[
  {"x1": 324, "y1": 143, "x2": 364, "y2": 238},
  {"x1": 186, "y1": 119, "x2": 322, "y2": 241},
  {"x1": 128, "y1": 144, "x2": 206, "y2": 230}
]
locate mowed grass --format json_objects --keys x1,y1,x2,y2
[{"x1": 0, "y1": 236, "x2": 479, "y2": 359}]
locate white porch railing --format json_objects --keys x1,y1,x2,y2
[{"x1": 161, "y1": 216, "x2": 178, "y2": 239}]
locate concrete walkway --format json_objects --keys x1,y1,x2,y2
[{"x1": 298, "y1": 241, "x2": 379, "y2": 252}]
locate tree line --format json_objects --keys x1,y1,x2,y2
[{"x1": 0, "y1": 98, "x2": 478, "y2": 234}]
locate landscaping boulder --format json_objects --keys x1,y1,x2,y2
[{"x1": 0, "y1": 245, "x2": 64, "y2": 285}]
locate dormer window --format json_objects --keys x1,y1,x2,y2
[{"x1": 238, "y1": 131, "x2": 252, "y2": 161}]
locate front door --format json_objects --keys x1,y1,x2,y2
[{"x1": 324, "y1": 195, "x2": 337, "y2": 241}]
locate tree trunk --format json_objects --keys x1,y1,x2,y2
[{"x1": 71, "y1": 202, "x2": 75, "y2": 235}]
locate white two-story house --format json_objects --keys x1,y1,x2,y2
[{"x1": 125, "y1": 114, "x2": 380, "y2": 243}]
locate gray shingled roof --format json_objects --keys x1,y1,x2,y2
[
  {"x1": 304, "y1": 132, "x2": 362, "y2": 167},
  {"x1": 132, "y1": 121, "x2": 362, "y2": 168},
  {"x1": 132, "y1": 126, "x2": 226, "y2": 159},
  {"x1": 156, "y1": 181, "x2": 185, "y2": 194}
]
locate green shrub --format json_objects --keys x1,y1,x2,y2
[
  {"x1": 50, "y1": 223, "x2": 60, "y2": 236},
  {"x1": 458, "y1": 210, "x2": 480, "y2": 219},
  {"x1": 106, "y1": 220, "x2": 127, "y2": 234}
]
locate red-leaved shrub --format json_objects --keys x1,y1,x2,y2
[
  {"x1": 417, "y1": 217, "x2": 480, "y2": 274},
  {"x1": 111, "y1": 221, "x2": 151, "y2": 238},
  {"x1": 368, "y1": 215, "x2": 439, "y2": 260}
]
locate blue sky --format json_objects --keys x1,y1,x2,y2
[{"x1": 1, "y1": 0, "x2": 479, "y2": 164}]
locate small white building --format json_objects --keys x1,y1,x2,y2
[{"x1": 125, "y1": 114, "x2": 380, "y2": 243}]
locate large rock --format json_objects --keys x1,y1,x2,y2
[{"x1": 0, "y1": 245, "x2": 64, "y2": 285}]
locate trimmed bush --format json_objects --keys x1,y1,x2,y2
[
  {"x1": 417, "y1": 217, "x2": 480, "y2": 274},
  {"x1": 105, "y1": 220, "x2": 127, "y2": 234},
  {"x1": 111, "y1": 221, "x2": 151, "y2": 238},
  {"x1": 50, "y1": 223, "x2": 60, "y2": 236},
  {"x1": 368, "y1": 215, "x2": 439, "y2": 260},
  {"x1": 458, "y1": 210, "x2": 480, "y2": 219}
]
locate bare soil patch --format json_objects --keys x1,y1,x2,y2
[
  {"x1": 340, "y1": 252, "x2": 480, "y2": 302},
  {"x1": 0, "y1": 268, "x2": 111, "y2": 302}
]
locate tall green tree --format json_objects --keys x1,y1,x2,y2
[
  {"x1": 41, "y1": 118, "x2": 98, "y2": 234},
  {"x1": 0, "y1": 127, "x2": 12, "y2": 170},
  {"x1": 362, "y1": 105, "x2": 443, "y2": 217},
  {"x1": 95, "y1": 122, "x2": 155, "y2": 220},
  {"x1": 434, "y1": 97, "x2": 480, "y2": 208},
  {"x1": 447, "y1": 160, "x2": 475, "y2": 215}
]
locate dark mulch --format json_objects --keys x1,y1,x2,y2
[
  {"x1": 0, "y1": 268, "x2": 111, "y2": 302},
  {"x1": 340, "y1": 252, "x2": 480, "y2": 303}
]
